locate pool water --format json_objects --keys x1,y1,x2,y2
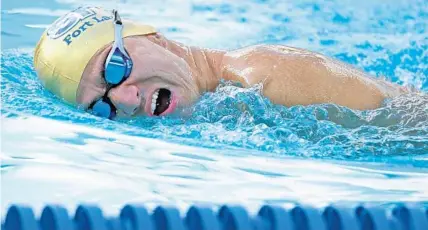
[{"x1": 1, "y1": 0, "x2": 427, "y2": 215}]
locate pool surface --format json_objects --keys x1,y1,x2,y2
[{"x1": 1, "y1": 0, "x2": 428, "y2": 215}]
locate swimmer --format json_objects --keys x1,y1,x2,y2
[{"x1": 34, "y1": 7, "x2": 411, "y2": 119}]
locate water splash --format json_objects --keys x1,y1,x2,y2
[
  {"x1": 1, "y1": 0, "x2": 428, "y2": 214},
  {"x1": 2, "y1": 50, "x2": 427, "y2": 161}
]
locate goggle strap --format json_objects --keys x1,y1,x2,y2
[
  {"x1": 113, "y1": 10, "x2": 131, "y2": 60},
  {"x1": 104, "y1": 10, "x2": 130, "y2": 71}
]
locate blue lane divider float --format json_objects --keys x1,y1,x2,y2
[{"x1": 2, "y1": 203, "x2": 428, "y2": 230}]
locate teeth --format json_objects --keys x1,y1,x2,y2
[{"x1": 151, "y1": 89, "x2": 159, "y2": 115}]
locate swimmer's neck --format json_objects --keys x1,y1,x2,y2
[{"x1": 147, "y1": 34, "x2": 227, "y2": 93}]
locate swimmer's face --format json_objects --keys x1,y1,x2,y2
[{"x1": 76, "y1": 35, "x2": 199, "y2": 118}]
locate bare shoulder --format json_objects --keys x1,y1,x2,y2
[
  {"x1": 228, "y1": 44, "x2": 409, "y2": 95},
  {"x1": 221, "y1": 44, "x2": 292, "y2": 86},
  {"x1": 222, "y1": 44, "x2": 331, "y2": 77},
  {"x1": 225, "y1": 44, "x2": 319, "y2": 59},
  {"x1": 220, "y1": 44, "x2": 409, "y2": 110},
  {"x1": 221, "y1": 44, "x2": 330, "y2": 84}
]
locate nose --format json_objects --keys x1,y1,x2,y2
[{"x1": 108, "y1": 84, "x2": 141, "y2": 116}]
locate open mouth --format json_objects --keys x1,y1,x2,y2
[{"x1": 151, "y1": 88, "x2": 172, "y2": 116}]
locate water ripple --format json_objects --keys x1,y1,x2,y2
[{"x1": 1, "y1": 0, "x2": 427, "y2": 214}]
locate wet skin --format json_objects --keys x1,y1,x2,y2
[
  {"x1": 77, "y1": 34, "x2": 201, "y2": 117},
  {"x1": 77, "y1": 33, "x2": 411, "y2": 118}
]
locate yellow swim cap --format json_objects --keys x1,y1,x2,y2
[{"x1": 34, "y1": 6, "x2": 156, "y2": 104}]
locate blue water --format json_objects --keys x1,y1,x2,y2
[{"x1": 1, "y1": 0, "x2": 427, "y2": 215}]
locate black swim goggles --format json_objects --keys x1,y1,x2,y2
[{"x1": 88, "y1": 9, "x2": 133, "y2": 119}]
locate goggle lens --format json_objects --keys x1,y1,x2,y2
[
  {"x1": 91, "y1": 99, "x2": 116, "y2": 119},
  {"x1": 105, "y1": 47, "x2": 128, "y2": 85}
]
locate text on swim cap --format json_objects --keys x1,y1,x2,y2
[
  {"x1": 63, "y1": 16, "x2": 113, "y2": 45},
  {"x1": 47, "y1": 7, "x2": 97, "y2": 39}
]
